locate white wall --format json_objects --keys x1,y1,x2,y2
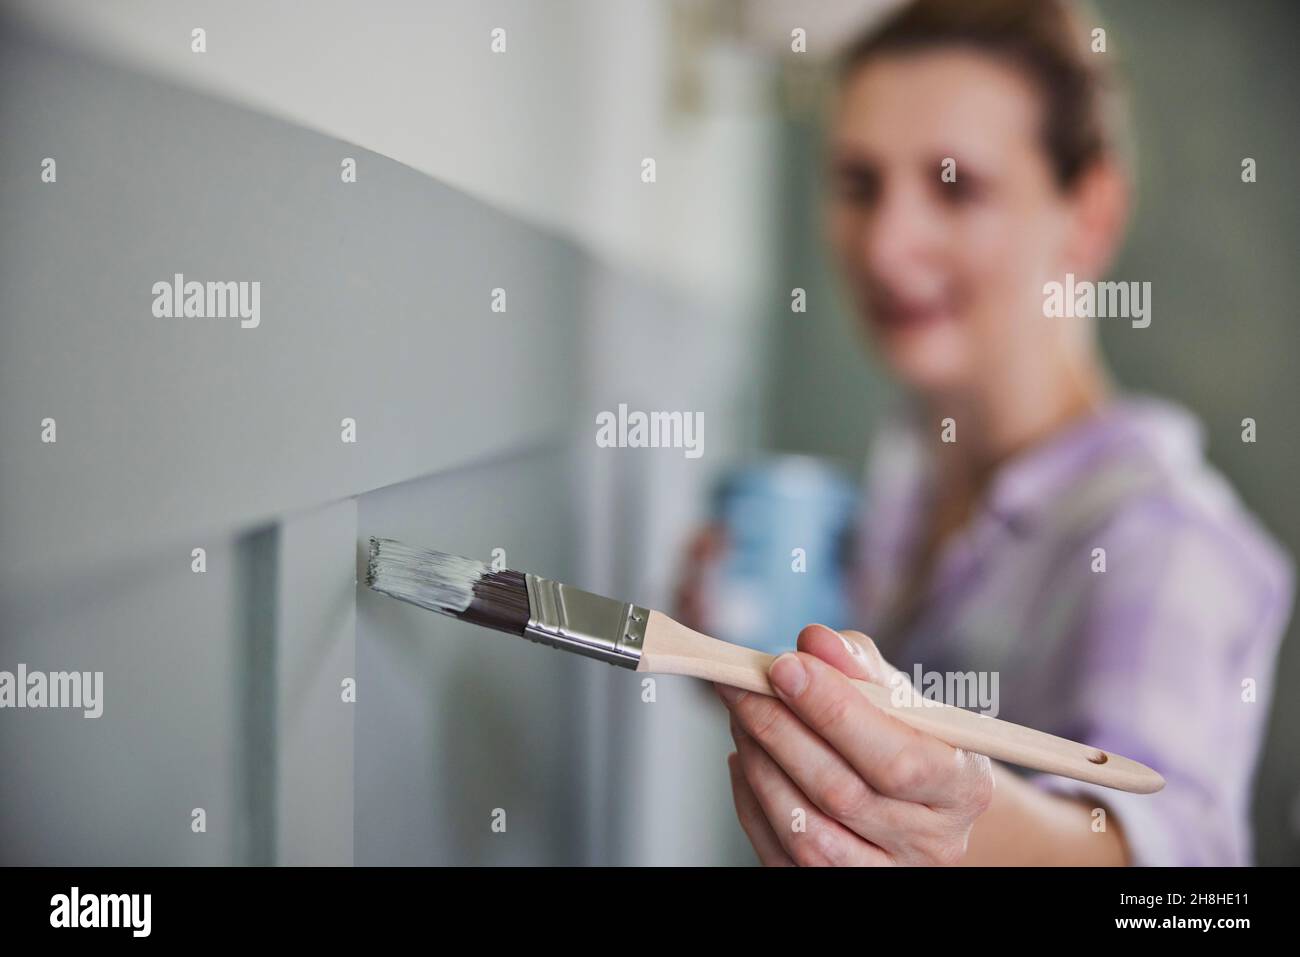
[{"x1": 6, "y1": 0, "x2": 780, "y2": 305}]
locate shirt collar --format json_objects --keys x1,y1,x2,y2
[
  {"x1": 882, "y1": 395, "x2": 1206, "y2": 538},
  {"x1": 983, "y1": 395, "x2": 1205, "y2": 534}
]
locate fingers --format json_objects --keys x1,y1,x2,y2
[
  {"x1": 726, "y1": 752, "x2": 793, "y2": 866},
  {"x1": 718, "y1": 680, "x2": 924, "y2": 847},
  {"x1": 796, "y1": 623, "x2": 901, "y2": 687},
  {"x1": 766, "y1": 647, "x2": 970, "y2": 809},
  {"x1": 731, "y1": 720, "x2": 890, "y2": 866}
]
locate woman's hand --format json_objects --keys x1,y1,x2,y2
[
  {"x1": 717, "y1": 623, "x2": 994, "y2": 866},
  {"x1": 671, "y1": 523, "x2": 727, "y2": 634}
]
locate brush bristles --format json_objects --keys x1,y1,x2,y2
[{"x1": 367, "y1": 538, "x2": 531, "y2": 636}]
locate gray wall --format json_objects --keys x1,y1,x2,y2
[{"x1": 0, "y1": 21, "x2": 593, "y2": 865}]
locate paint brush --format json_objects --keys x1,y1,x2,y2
[{"x1": 366, "y1": 537, "x2": 1164, "y2": 794}]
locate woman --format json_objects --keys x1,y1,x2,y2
[{"x1": 683, "y1": 0, "x2": 1293, "y2": 865}]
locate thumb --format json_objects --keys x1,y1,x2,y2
[{"x1": 795, "y1": 623, "x2": 906, "y2": 689}]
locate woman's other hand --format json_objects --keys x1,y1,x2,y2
[{"x1": 671, "y1": 523, "x2": 727, "y2": 634}]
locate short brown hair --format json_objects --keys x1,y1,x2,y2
[{"x1": 839, "y1": 0, "x2": 1128, "y2": 189}]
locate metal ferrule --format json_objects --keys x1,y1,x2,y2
[{"x1": 523, "y1": 574, "x2": 647, "y2": 669}]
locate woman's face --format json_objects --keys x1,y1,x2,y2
[{"x1": 827, "y1": 48, "x2": 1083, "y2": 395}]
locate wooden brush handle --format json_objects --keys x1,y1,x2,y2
[{"x1": 638, "y1": 611, "x2": 1164, "y2": 794}]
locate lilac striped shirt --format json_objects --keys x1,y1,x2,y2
[{"x1": 850, "y1": 395, "x2": 1293, "y2": 865}]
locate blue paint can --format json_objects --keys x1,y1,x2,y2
[{"x1": 704, "y1": 455, "x2": 858, "y2": 655}]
